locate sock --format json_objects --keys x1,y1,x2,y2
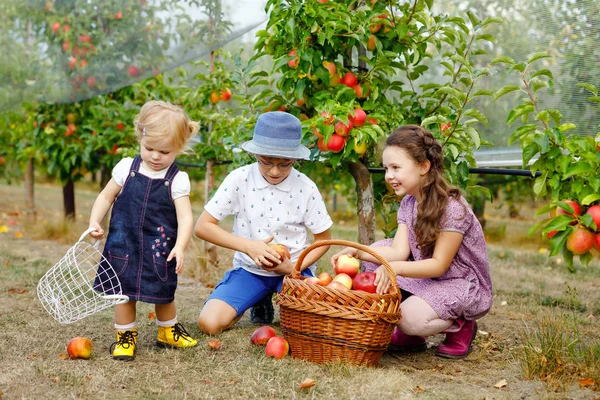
[
  {"x1": 156, "y1": 316, "x2": 177, "y2": 327},
  {"x1": 114, "y1": 322, "x2": 136, "y2": 331}
]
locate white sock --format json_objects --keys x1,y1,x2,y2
[
  {"x1": 114, "y1": 322, "x2": 136, "y2": 331},
  {"x1": 156, "y1": 316, "x2": 177, "y2": 327}
]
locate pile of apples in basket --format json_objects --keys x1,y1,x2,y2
[{"x1": 308, "y1": 254, "x2": 376, "y2": 293}]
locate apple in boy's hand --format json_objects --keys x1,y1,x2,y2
[
  {"x1": 332, "y1": 273, "x2": 353, "y2": 289},
  {"x1": 265, "y1": 336, "x2": 289, "y2": 359},
  {"x1": 334, "y1": 255, "x2": 360, "y2": 277},
  {"x1": 352, "y1": 272, "x2": 377, "y2": 293},
  {"x1": 66, "y1": 337, "x2": 93, "y2": 359},
  {"x1": 268, "y1": 244, "x2": 290, "y2": 259},
  {"x1": 317, "y1": 272, "x2": 333, "y2": 286},
  {"x1": 250, "y1": 326, "x2": 277, "y2": 345}
]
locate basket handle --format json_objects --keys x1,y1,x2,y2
[
  {"x1": 78, "y1": 228, "x2": 102, "y2": 250},
  {"x1": 292, "y1": 239, "x2": 399, "y2": 296}
]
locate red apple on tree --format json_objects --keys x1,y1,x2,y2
[
  {"x1": 334, "y1": 254, "x2": 360, "y2": 277},
  {"x1": 67, "y1": 337, "x2": 93, "y2": 359},
  {"x1": 350, "y1": 109, "x2": 367, "y2": 126},
  {"x1": 250, "y1": 325, "x2": 277, "y2": 345},
  {"x1": 51, "y1": 22, "x2": 61, "y2": 34},
  {"x1": 585, "y1": 205, "x2": 600, "y2": 230},
  {"x1": 287, "y1": 49, "x2": 299, "y2": 69},
  {"x1": 326, "y1": 134, "x2": 345, "y2": 153},
  {"x1": 566, "y1": 227, "x2": 595, "y2": 255},
  {"x1": 115, "y1": 122, "x2": 125, "y2": 131},
  {"x1": 352, "y1": 271, "x2": 377, "y2": 293},
  {"x1": 265, "y1": 336, "x2": 289, "y2": 359},
  {"x1": 595, "y1": 233, "x2": 600, "y2": 250},
  {"x1": 555, "y1": 200, "x2": 581, "y2": 218},
  {"x1": 340, "y1": 72, "x2": 358, "y2": 88},
  {"x1": 219, "y1": 88, "x2": 232, "y2": 102},
  {"x1": 87, "y1": 76, "x2": 97, "y2": 88},
  {"x1": 127, "y1": 65, "x2": 140, "y2": 78},
  {"x1": 334, "y1": 120, "x2": 353, "y2": 137}
]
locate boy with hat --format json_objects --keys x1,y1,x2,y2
[{"x1": 194, "y1": 112, "x2": 333, "y2": 334}]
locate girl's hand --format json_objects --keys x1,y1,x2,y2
[
  {"x1": 88, "y1": 222, "x2": 104, "y2": 239},
  {"x1": 246, "y1": 237, "x2": 282, "y2": 268},
  {"x1": 167, "y1": 246, "x2": 185, "y2": 274},
  {"x1": 330, "y1": 247, "x2": 358, "y2": 269},
  {"x1": 374, "y1": 265, "x2": 392, "y2": 294}
]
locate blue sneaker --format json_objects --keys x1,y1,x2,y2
[{"x1": 250, "y1": 294, "x2": 274, "y2": 324}]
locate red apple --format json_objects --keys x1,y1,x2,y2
[
  {"x1": 305, "y1": 277, "x2": 323, "y2": 286},
  {"x1": 595, "y1": 233, "x2": 600, "y2": 250},
  {"x1": 350, "y1": 109, "x2": 367, "y2": 127},
  {"x1": 86, "y1": 76, "x2": 97, "y2": 87},
  {"x1": 268, "y1": 244, "x2": 290, "y2": 259},
  {"x1": 585, "y1": 205, "x2": 600, "y2": 230},
  {"x1": 287, "y1": 49, "x2": 299, "y2": 69},
  {"x1": 210, "y1": 91, "x2": 220, "y2": 104},
  {"x1": 334, "y1": 120, "x2": 353, "y2": 137},
  {"x1": 352, "y1": 271, "x2": 377, "y2": 293},
  {"x1": 367, "y1": 34, "x2": 376, "y2": 51},
  {"x1": 547, "y1": 230, "x2": 558, "y2": 239},
  {"x1": 250, "y1": 325, "x2": 277, "y2": 345},
  {"x1": 323, "y1": 60, "x2": 336, "y2": 76},
  {"x1": 327, "y1": 280, "x2": 349, "y2": 291},
  {"x1": 67, "y1": 337, "x2": 93, "y2": 359},
  {"x1": 317, "y1": 137, "x2": 328, "y2": 152},
  {"x1": 219, "y1": 88, "x2": 232, "y2": 102},
  {"x1": 368, "y1": 118, "x2": 377, "y2": 125},
  {"x1": 51, "y1": 22, "x2": 61, "y2": 34},
  {"x1": 127, "y1": 65, "x2": 140, "y2": 78},
  {"x1": 566, "y1": 227, "x2": 595, "y2": 255},
  {"x1": 79, "y1": 34, "x2": 91, "y2": 43},
  {"x1": 115, "y1": 11, "x2": 123, "y2": 19},
  {"x1": 265, "y1": 336, "x2": 289, "y2": 359},
  {"x1": 326, "y1": 134, "x2": 345, "y2": 153},
  {"x1": 332, "y1": 273, "x2": 353, "y2": 289},
  {"x1": 320, "y1": 111, "x2": 334, "y2": 125},
  {"x1": 317, "y1": 272, "x2": 333, "y2": 286},
  {"x1": 334, "y1": 254, "x2": 360, "y2": 277},
  {"x1": 115, "y1": 122, "x2": 125, "y2": 131},
  {"x1": 341, "y1": 72, "x2": 358, "y2": 88}
]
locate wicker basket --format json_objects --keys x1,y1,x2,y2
[{"x1": 278, "y1": 239, "x2": 401, "y2": 367}]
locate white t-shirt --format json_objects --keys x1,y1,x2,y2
[
  {"x1": 112, "y1": 157, "x2": 190, "y2": 200},
  {"x1": 203, "y1": 163, "x2": 333, "y2": 277}
]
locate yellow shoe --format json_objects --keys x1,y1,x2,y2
[
  {"x1": 110, "y1": 328, "x2": 137, "y2": 361},
  {"x1": 157, "y1": 323, "x2": 198, "y2": 348}
]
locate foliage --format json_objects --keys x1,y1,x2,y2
[{"x1": 494, "y1": 54, "x2": 600, "y2": 270}]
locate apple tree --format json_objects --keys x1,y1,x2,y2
[
  {"x1": 495, "y1": 55, "x2": 600, "y2": 271},
  {"x1": 252, "y1": 0, "x2": 501, "y2": 243}
]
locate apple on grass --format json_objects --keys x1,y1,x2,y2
[
  {"x1": 334, "y1": 254, "x2": 360, "y2": 278},
  {"x1": 352, "y1": 271, "x2": 377, "y2": 293},
  {"x1": 317, "y1": 272, "x2": 333, "y2": 286},
  {"x1": 67, "y1": 337, "x2": 93, "y2": 359},
  {"x1": 250, "y1": 325, "x2": 277, "y2": 345},
  {"x1": 332, "y1": 273, "x2": 353, "y2": 290},
  {"x1": 265, "y1": 336, "x2": 289, "y2": 359}
]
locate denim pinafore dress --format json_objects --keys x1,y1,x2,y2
[{"x1": 96, "y1": 156, "x2": 180, "y2": 304}]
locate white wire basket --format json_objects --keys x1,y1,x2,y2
[{"x1": 37, "y1": 228, "x2": 129, "y2": 324}]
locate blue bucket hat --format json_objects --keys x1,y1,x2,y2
[{"x1": 241, "y1": 111, "x2": 310, "y2": 160}]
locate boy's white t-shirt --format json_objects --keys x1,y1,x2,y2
[
  {"x1": 203, "y1": 163, "x2": 333, "y2": 277},
  {"x1": 112, "y1": 157, "x2": 190, "y2": 200}
]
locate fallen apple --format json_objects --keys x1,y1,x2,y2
[
  {"x1": 334, "y1": 254, "x2": 360, "y2": 278},
  {"x1": 265, "y1": 336, "x2": 289, "y2": 359},
  {"x1": 250, "y1": 325, "x2": 277, "y2": 345},
  {"x1": 317, "y1": 271, "x2": 333, "y2": 286},
  {"x1": 352, "y1": 271, "x2": 377, "y2": 293},
  {"x1": 332, "y1": 273, "x2": 353, "y2": 290},
  {"x1": 66, "y1": 337, "x2": 93, "y2": 359},
  {"x1": 269, "y1": 244, "x2": 290, "y2": 259}
]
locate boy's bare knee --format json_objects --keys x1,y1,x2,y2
[{"x1": 197, "y1": 317, "x2": 222, "y2": 335}]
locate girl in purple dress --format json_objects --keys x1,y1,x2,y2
[{"x1": 331, "y1": 125, "x2": 492, "y2": 359}]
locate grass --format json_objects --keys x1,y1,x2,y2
[{"x1": 1, "y1": 181, "x2": 600, "y2": 399}]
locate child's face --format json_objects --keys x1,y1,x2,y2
[
  {"x1": 256, "y1": 155, "x2": 295, "y2": 185},
  {"x1": 140, "y1": 137, "x2": 178, "y2": 172},
  {"x1": 382, "y1": 146, "x2": 429, "y2": 200}
]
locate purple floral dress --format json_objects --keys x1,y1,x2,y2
[{"x1": 364, "y1": 195, "x2": 492, "y2": 321}]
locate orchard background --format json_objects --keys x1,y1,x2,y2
[{"x1": 1, "y1": 0, "x2": 599, "y2": 397}]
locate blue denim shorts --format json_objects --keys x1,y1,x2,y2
[{"x1": 206, "y1": 267, "x2": 313, "y2": 317}]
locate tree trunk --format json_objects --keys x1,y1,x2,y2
[
  {"x1": 347, "y1": 161, "x2": 376, "y2": 245},
  {"x1": 63, "y1": 179, "x2": 76, "y2": 219},
  {"x1": 24, "y1": 159, "x2": 36, "y2": 220}
]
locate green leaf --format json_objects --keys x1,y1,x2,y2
[
  {"x1": 465, "y1": 126, "x2": 481, "y2": 148},
  {"x1": 531, "y1": 69, "x2": 553, "y2": 79},
  {"x1": 564, "y1": 162, "x2": 595, "y2": 179},
  {"x1": 558, "y1": 123, "x2": 576, "y2": 133},
  {"x1": 527, "y1": 51, "x2": 551, "y2": 64},
  {"x1": 490, "y1": 56, "x2": 516, "y2": 65},
  {"x1": 475, "y1": 34, "x2": 495, "y2": 43},
  {"x1": 421, "y1": 115, "x2": 446, "y2": 128},
  {"x1": 508, "y1": 124, "x2": 537, "y2": 145},
  {"x1": 480, "y1": 16, "x2": 504, "y2": 27},
  {"x1": 533, "y1": 171, "x2": 547, "y2": 196},
  {"x1": 581, "y1": 194, "x2": 600, "y2": 206},
  {"x1": 494, "y1": 85, "x2": 521, "y2": 100},
  {"x1": 472, "y1": 89, "x2": 494, "y2": 97},
  {"x1": 576, "y1": 82, "x2": 598, "y2": 96},
  {"x1": 463, "y1": 108, "x2": 488, "y2": 127},
  {"x1": 466, "y1": 11, "x2": 481, "y2": 28}
]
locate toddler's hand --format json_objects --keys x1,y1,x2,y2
[
  {"x1": 167, "y1": 246, "x2": 185, "y2": 274},
  {"x1": 88, "y1": 222, "x2": 104, "y2": 239},
  {"x1": 330, "y1": 247, "x2": 358, "y2": 269},
  {"x1": 374, "y1": 265, "x2": 391, "y2": 294}
]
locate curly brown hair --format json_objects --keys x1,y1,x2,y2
[{"x1": 386, "y1": 125, "x2": 463, "y2": 256}]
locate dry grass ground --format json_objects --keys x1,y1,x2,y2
[{"x1": 0, "y1": 182, "x2": 599, "y2": 399}]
